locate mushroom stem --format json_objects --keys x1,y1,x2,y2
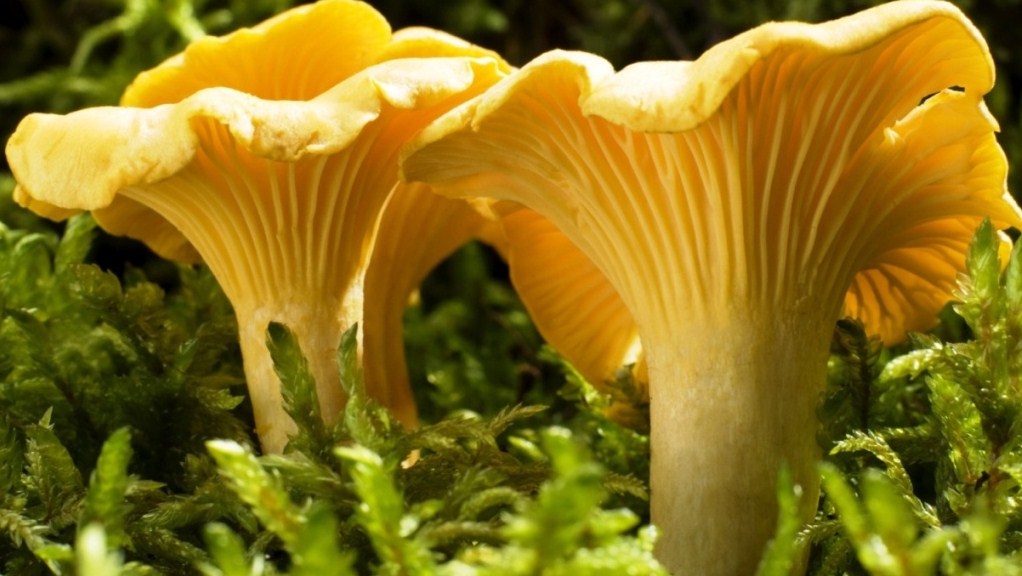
[
  {"x1": 237, "y1": 294, "x2": 359, "y2": 453},
  {"x1": 648, "y1": 302, "x2": 830, "y2": 575}
]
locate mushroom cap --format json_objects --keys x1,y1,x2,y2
[
  {"x1": 420, "y1": 196, "x2": 648, "y2": 418},
  {"x1": 6, "y1": 0, "x2": 507, "y2": 302},
  {"x1": 8, "y1": 57, "x2": 505, "y2": 268},
  {"x1": 403, "y1": 0, "x2": 1022, "y2": 347},
  {"x1": 120, "y1": 0, "x2": 392, "y2": 107},
  {"x1": 385, "y1": 26, "x2": 508, "y2": 63},
  {"x1": 583, "y1": 0, "x2": 995, "y2": 132},
  {"x1": 488, "y1": 201, "x2": 644, "y2": 389}
]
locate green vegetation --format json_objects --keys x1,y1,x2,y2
[
  {"x1": 803, "y1": 221, "x2": 1022, "y2": 574},
  {"x1": 0, "y1": 207, "x2": 658, "y2": 573},
  {"x1": 3, "y1": 1, "x2": 1022, "y2": 574}
]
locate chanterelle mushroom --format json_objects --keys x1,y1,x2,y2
[
  {"x1": 362, "y1": 183, "x2": 499, "y2": 427},
  {"x1": 360, "y1": 28, "x2": 512, "y2": 428},
  {"x1": 486, "y1": 201, "x2": 648, "y2": 423},
  {"x1": 401, "y1": 1, "x2": 1022, "y2": 573},
  {"x1": 6, "y1": 0, "x2": 505, "y2": 453}
]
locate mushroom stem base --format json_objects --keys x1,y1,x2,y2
[
  {"x1": 237, "y1": 301, "x2": 354, "y2": 453},
  {"x1": 648, "y1": 310, "x2": 830, "y2": 575}
]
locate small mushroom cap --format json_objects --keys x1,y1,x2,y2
[
  {"x1": 120, "y1": 0, "x2": 392, "y2": 107},
  {"x1": 427, "y1": 196, "x2": 649, "y2": 417},
  {"x1": 404, "y1": 0, "x2": 1022, "y2": 347},
  {"x1": 489, "y1": 201, "x2": 644, "y2": 391}
]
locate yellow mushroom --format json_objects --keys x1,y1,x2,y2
[
  {"x1": 362, "y1": 184, "x2": 498, "y2": 427},
  {"x1": 6, "y1": 0, "x2": 506, "y2": 453},
  {"x1": 360, "y1": 28, "x2": 512, "y2": 428},
  {"x1": 488, "y1": 201, "x2": 648, "y2": 423},
  {"x1": 402, "y1": 2, "x2": 1022, "y2": 573}
]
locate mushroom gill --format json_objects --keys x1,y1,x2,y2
[{"x1": 488, "y1": 201, "x2": 647, "y2": 424}]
